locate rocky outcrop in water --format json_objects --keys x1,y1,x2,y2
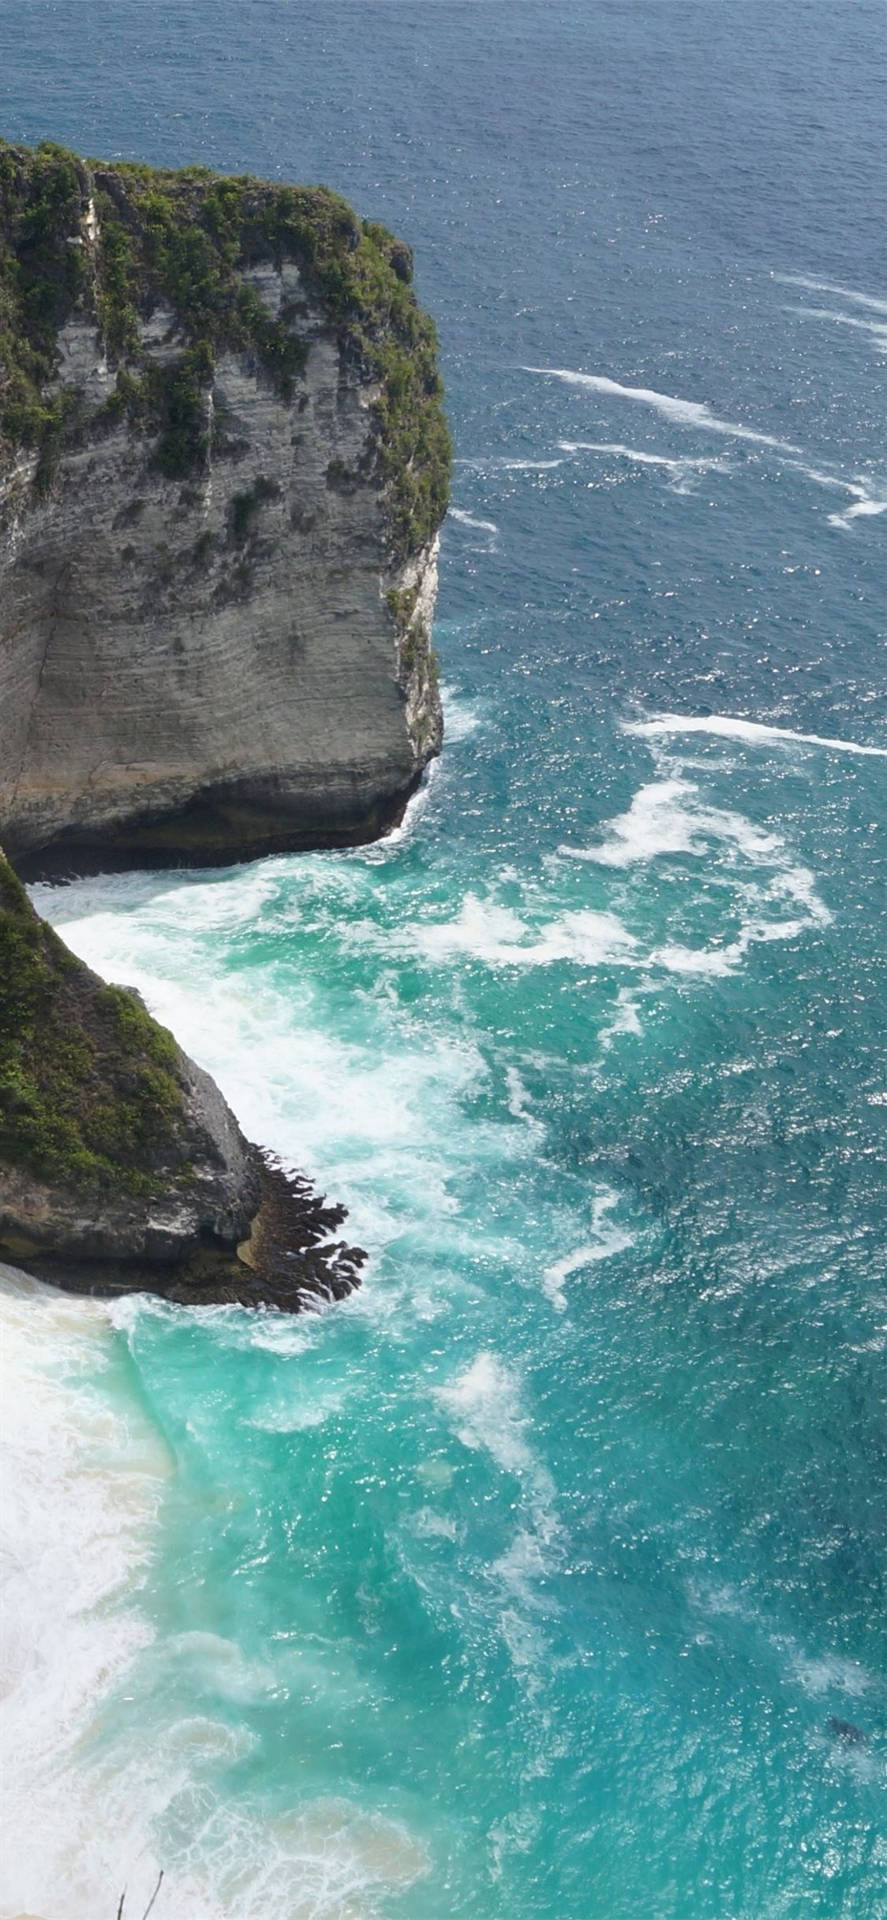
[
  {"x1": 0, "y1": 848, "x2": 365, "y2": 1304},
  {"x1": 0, "y1": 141, "x2": 450, "y2": 875}
]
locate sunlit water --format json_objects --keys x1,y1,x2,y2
[{"x1": 2, "y1": 2, "x2": 886, "y2": 1914}]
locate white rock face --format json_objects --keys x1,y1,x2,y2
[{"x1": 0, "y1": 289, "x2": 441, "y2": 873}]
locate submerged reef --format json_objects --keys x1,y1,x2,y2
[{"x1": 0, "y1": 141, "x2": 451, "y2": 1301}]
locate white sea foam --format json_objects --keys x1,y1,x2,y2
[
  {"x1": 562, "y1": 771, "x2": 832, "y2": 973},
  {"x1": 0, "y1": 1266, "x2": 169, "y2": 1916},
  {"x1": 411, "y1": 1505, "x2": 459, "y2": 1541},
  {"x1": 0, "y1": 1265, "x2": 430, "y2": 1919},
  {"x1": 505, "y1": 1065, "x2": 546, "y2": 1137},
  {"x1": 623, "y1": 714, "x2": 887, "y2": 758},
  {"x1": 413, "y1": 895, "x2": 638, "y2": 968},
  {"x1": 435, "y1": 1353, "x2": 537, "y2": 1477},
  {"x1": 34, "y1": 874, "x2": 549, "y2": 1309},
  {"x1": 523, "y1": 368, "x2": 800, "y2": 451},
  {"x1": 246, "y1": 1386, "x2": 347, "y2": 1433},
  {"x1": 786, "y1": 304, "x2": 887, "y2": 352},
  {"x1": 492, "y1": 1530, "x2": 560, "y2": 1682},
  {"x1": 599, "y1": 988, "x2": 644, "y2": 1051},
  {"x1": 448, "y1": 506, "x2": 499, "y2": 534},
  {"x1": 789, "y1": 463, "x2": 861, "y2": 495},
  {"x1": 411, "y1": 833, "x2": 827, "y2": 986},
  {"x1": 435, "y1": 1357, "x2": 563, "y2": 1689},
  {"x1": 558, "y1": 439, "x2": 729, "y2": 489},
  {"x1": 456, "y1": 454, "x2": 563, "y2": 472},
  {"x1": 38, "y1": 922, "x2": 454, "y2": 1242},
  {"x1": 775, "y1": 272, "x2": 887, "y2": 318},
  {"x1": 651, "y1": 936, "x2": 746, "y2": 977},
  {"x1": 542, "y1": 1190, "x2": 635, "y2": 1311},
  {"x1": 155, "y1": 974, "x2": 489, "y2": 1233},
  {"x1": 433, "y1": 1359, "x2": 556, "y2": 1566},
  {"x1": 441, "y1": 686, "x2": 483, "y2": 741},
  {"x1": 32, "y1": 861, "x2": 282, "y2": 941},
  {"x1": 785, "y1": 460, "x2": 887, "y2": 529},
  {"x1": 787, "y1": 1650, "x2": 873, "y2": 1700},
  {"x1": 562, "y1": 777, "x2": 784, "y2": 869},
  {"x1": 652, "y1": 878, "x2": 829, "y2": 977},
  {"x1": 366, "y1": 752, "x2": 440, "y2": 852},
  {"x1": 559, "y1": 439, "x2": 702, "y2": 469},
  {"x1": 492, "y1": 1528, "x2": 553, "y2": 1599},
  {"x1": 133, "y1": 1795, "x2": 429, "y2": 1919},
  {"x1": 827, "y1": 493, "x2": 887, "y2": 531}
]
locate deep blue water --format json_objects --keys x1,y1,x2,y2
[{"x1": 2, "y1": 3, "x2": 886, "y2": 1915}]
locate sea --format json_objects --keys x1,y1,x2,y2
[{"x1": 1, "y1": 2, "x2": 886, "y2": 1914}]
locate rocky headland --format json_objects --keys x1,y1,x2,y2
[{"x1": 0, "y1": 140, "x2": 450, "y2": 1303}]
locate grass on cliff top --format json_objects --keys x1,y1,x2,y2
[
  {"x1": 0, "y1": 850, "x2": 186, "y2": 1191},
  {"x1": 0, "y1": 139, "x2": 450, "y2": 556}
]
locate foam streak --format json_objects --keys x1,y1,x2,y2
[
  {"x1": 448, "y1": 507, "x2": 499, "y2": 534},
  {"x1": 624, "y1": 714, "x2": 887, "y2": 759},
  {"x1": 786, "y1": 304, "x2": 887, "y2": 350},
  {"x1": 559, "y1": 439, "x2": 726, "y2": 472},
  {"x1": 523, "y1": 369, "x2": 800, "y2": 451},
  {"x1": 542, "y1": 1193, "x2": 635, "y2": 1311},
  {"x1": 775, "y1": 273, "x2": 887, "y2": 317}
]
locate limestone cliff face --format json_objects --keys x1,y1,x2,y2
[{"x1": 0, "y1": 144, "x2": 450, "y2": 873}]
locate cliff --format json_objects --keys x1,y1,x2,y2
[
  {"x1": 0, "y1": 141, "x2": 450, "y2": 875},
  {"x1": 0, "y1": 142, "x2": 450, "y2": 1301},
  {"x1": 0, "y1": 848, "x2": 365, "y2": 1303}
]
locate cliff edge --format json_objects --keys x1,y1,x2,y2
[{"x1": 0, "y1": 141, "x2": 450, "y2": 875}]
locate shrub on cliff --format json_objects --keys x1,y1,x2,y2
[
  {"x1": 0, "y1": 139, "x2": 450, "y2": 558},
  {"x1": 0, "y1": 849, "x2": 185, "y2": 1191}
]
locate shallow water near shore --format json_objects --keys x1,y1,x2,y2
[{"x1": 3, "y1": 1, "x2": 887, "y2": 1914}]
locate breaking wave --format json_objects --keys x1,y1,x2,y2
[{"x1": 0, "y1": 1266, "x2": 431, "y2": 1920}]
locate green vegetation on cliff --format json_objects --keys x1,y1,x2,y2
[
  {"x1": 0, "y1": 139, "x2": 450, "y2": 556},
  {"x1": 0, "y1": 850, "x2": 184, "y2": 1190}
]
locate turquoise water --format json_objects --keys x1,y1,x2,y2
[{"x1": 3, "y1": 2, "x2": 887, "y2": 1914}]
